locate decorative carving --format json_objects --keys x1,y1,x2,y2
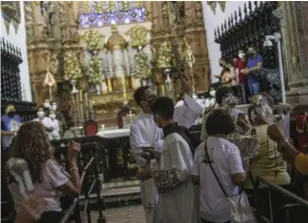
[
  {"x1": 207, "y1": 1, "x2": 217, "y2": 14},
  {"x1": 1, "y1": 1, "x2": 21, "y2": 34},
  {"x1": 40, "y1": 1, "x2": 61, "y2": 40},
  {"x1": 125, "y1": 25, "x2": 149, "y2": 48},
  {"x1": 218, "y1": 1, "x2": 227, "y2": 12}
]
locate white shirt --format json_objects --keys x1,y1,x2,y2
[
  {"x1": 192, "y1": 137, "x2": 244, "y2": 222},
  {"x1": 174, "y1": 94, "x2": 203, "y2": 128},
  {"x1": 130, "y1": 112, "x2": 164, "y2": 166},
  {"x1": 9, "y1": 159, "x2": 69, "y2": 213}
]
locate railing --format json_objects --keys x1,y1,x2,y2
[
  {"x1": 59, "y1": 154, "x2": 105, "y2": 223},
  {"x1": 253, "y1": 176, "x2": 308, "y2": 223},
  {"x1": 51, "y1": 140, "x2": 105, "y2": 223}
]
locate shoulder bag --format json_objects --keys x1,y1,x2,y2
[{"x1": 204, "y1": 143, "x2": 257, "y2": 223}]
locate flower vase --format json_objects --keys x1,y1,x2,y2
[
  {"x1": 70, "y1": 79, "x2": 78, "y2": 94},
  {"x1": 95, "y1": 83, "x2": 101, "y2": 95}
]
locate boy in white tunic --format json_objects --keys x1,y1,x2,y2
[
  {"x1": 140, "y1": 97, "x2": 196, "y2": 223},
  {"x1": 130, "y1": 87, "x2": 201, "y2": 223}
]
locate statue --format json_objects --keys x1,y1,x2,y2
[
  {"x1": 40, "y1": 1, "x2": 61, "y2": 39},
  {"x1": 170, "y1": 1, "x2": 185, "y2": 25}
]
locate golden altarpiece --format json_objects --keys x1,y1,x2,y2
[{"x1": 25, "y1": 1, "x2": 210, "y2": 127}]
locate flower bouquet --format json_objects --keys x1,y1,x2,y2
[{"x1": 89, "y1": 56, "x2": 103, "y2": 84}]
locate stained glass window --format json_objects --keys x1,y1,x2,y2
[{"x1": 78, "y1": 1, "x2": 148, "y2": 28}]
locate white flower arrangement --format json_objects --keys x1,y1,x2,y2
[
  {"x1": 89, "y1": 56, "x2": 103, "y2": 84},
  {"x1": 63, "y1": 51, "x2": 82, "y2": 80}
]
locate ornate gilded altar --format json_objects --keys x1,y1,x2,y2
[{"x1": 24, "y1": 1, "x2": 210, "y2": 127}]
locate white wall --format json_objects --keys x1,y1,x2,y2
[
  {"x1": 1, "y1": 1, "x2": 32, "y2": 102},
  {"x1": 202, "y1": 1, "x2": 256, "y2": 84}
]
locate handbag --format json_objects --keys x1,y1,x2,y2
[{"x1": 204, "y1": 143, "x2": 257, "y2": 223}]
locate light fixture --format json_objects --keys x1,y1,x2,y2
[{"x1": 263, "y1": 32, "x2": 286, "y2": 104}]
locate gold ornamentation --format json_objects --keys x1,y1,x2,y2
[
  {"x1": 89, "y1": 56, "x2": 103, "y2": 84},
  {"x1": 218, "y1": 1, "x2": 226, "y2": 12},
  {"x1": 84, "y1": 29, "x2": 103, "y2": 52},
  {"x1": 63, "y1": 51, "x2": 82, "y2": 80},
  {"x1": 125, "y1": 25, "x2": 149, "y2": 48},
  {"x1": 157, "y1": 41, "x2": 173, "y2": 69},
  {"x1": 105, "y1": 25, "x2": 128, "y2": 51},
  {"x1": 133, "y1": 51, "x2": 151, "y2": 79},
  {"x1": 207, "y1": 1, "x2": 217, "y2": 14}
]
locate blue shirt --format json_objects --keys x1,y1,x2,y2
[
  {"x1": 247, "y1": 55, "x2": 263, "y2": 83},
  {"x1": 1, "y1": 114, "x2": 22, "y2": 149}
]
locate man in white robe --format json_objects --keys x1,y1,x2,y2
[
  {"x1": 130, "y1": 86, "x2": 201, "y2": 223},
  {"x1": 140, "y1": 96, "x2": 196, "y2": 223}
]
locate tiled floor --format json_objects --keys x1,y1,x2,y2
[{"x1": 89, "y1": 205, "x2": 145, "y2": 223}]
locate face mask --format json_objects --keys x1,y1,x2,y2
[
  {"x1": 37, "y1": 111, "x2": 45, "y2": 118},
  {"x1": 7, "y1": 111, "x2": 15, "y2": 118},
  {"x1": 238, "y1": 53, "x2": 245, "y2": 59},
  {"x1": 44, "y1": 103, "x2": 50, "y2": 108},
  {"x1": 49, "y1": 114, "x2": 56, "y2": 119},
  {"x1": 51, "y1": 105, "x2": 57, "y2": 110}
]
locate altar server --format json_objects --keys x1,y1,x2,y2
[
  {"x1": 130, "y1": 86, "x2": 163, "y2": 223},
  {"x1": 149, "y1": 97, "x2": 196, "y2": 223},
  {"x1": 130, "y1": 85, "x2": 201, "y2": 223}
]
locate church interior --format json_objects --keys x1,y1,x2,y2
[{"x1": 1, "y1": 1, "x2": 308, "y2": 223}]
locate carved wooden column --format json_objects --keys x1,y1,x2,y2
[
  {"x1": 274, "y1": 2, "x2": 308, "y2": 104},
  {"x1": 25, "y1": 1, "x2": 52, "y2": 105},
  {"x1": 184, "y1": 1, "x2": 210, "y2": 93}
]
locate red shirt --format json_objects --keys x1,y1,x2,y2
[{"x1": 234, "y1": 59, "x2": 247, "y2": 84}]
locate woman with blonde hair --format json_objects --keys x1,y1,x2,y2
[{"x1": 7, "y1": 121, "x2": 81, "y2": 223}]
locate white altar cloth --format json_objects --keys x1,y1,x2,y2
[{"x1": 96, "y1": 128, "x2": 130, "y2": 139}]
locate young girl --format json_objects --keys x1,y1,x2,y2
[{"x1": 7, "y1": 121, "x2": 81, "y2": 223}]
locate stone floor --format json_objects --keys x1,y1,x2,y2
[{"x1": 89, "y1": 205, "x2": 145, "y2": 223}]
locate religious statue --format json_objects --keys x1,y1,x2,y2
[
  {"x1": 40, "y1": 1, "x2": 61, "y2": 39},
  {"x1": 170, "y1": 1, "x2": 185, "y2": 25}
]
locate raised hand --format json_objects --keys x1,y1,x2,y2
[{"x1": 67, "y1": 140, "x2": 81, "y2": 163}]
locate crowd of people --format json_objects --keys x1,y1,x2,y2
[
  {"x1": 129, "y1": 84, "x2": 307, "y2": 223},
  {"x1": 1, "y1": 81, "x2": 307, "y2": 223}
]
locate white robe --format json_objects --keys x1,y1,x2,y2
[
  {"x1": 130, "y1": 113, "x2": 163, "y2": 223},
  {"x1": 49, "y1": 118, "x2": 61, "y2": 140},
  {"x1": 153, "y1": 132, "x2": 196, "y2": 223},
  {"x1": 129, "y1": 94, "x2": 201, "y2": 223}
]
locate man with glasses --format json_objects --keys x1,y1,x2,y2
[{"x1": 130, "y1": 84, "x2": 201, "y2": 223}]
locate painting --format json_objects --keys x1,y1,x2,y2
[{"x1": 1, "y1": 1, "x2": 21, "y2": 34}]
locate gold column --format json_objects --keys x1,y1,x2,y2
[{"x1": 274, "y1": 2, "x2": 308, "y2": 104}]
